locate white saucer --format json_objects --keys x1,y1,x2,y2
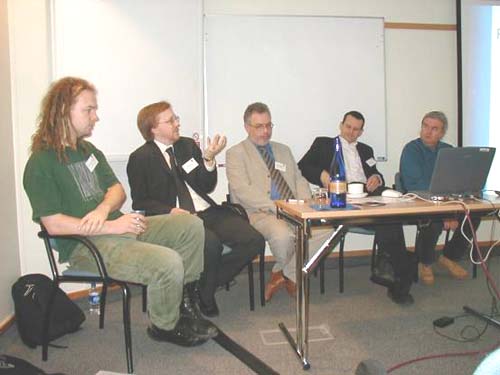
[{"x1": 347, "y1": 192, "x2": 368, "y2": 199}]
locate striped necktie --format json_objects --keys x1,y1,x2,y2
[{"x1": 257, "y1": 146, "x2": 295, "y2": 200}]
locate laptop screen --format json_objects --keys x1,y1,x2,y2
[{"x1": 429, "y1": 147, "x2": 496, "y2": 197}]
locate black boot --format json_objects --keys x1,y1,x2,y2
[
  {"x1": 180, "y1": 282, "x2": 218, "y2": 338},
  {"x1": 197, "y1": 285, "x2": 220, "y2": 318},
  {"x1": 147, "y1": 317, "x2": 209, "y2": 347}
]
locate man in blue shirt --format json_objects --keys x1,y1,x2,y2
[{"x1": 400, "y1": 111, "x2": 479, "y2": 285}]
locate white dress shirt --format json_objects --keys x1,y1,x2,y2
[
  {"x1": 339, "y1": 136, "x2": 367, "y2": 183},
  {"x1": 154, "y1": 140, "x2": 212, "y2": 212}
]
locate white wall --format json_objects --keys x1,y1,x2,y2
[
  {"x1": 5, "y1": 0, "x2": 467, "y2": 321},
  {"x1": 0, "y1": 0, "x2": 21, "y2": 325},
  {"x1": 8, "y1": 0, "x2": 52, "y2": 281}
]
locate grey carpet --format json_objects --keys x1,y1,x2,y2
[{"x1": 1, "y1": 256, "x2": 499, "y2": 375}]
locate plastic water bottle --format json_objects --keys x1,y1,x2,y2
[
  {"x1": 329, "y1": 137, "x2": 347, "y2": 208},
  {"x1": 88, "y1": 282, "x2": 100, "y2": 315}
]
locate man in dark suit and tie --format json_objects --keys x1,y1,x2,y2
[
  {"x1": 298, "y1": 110, "x2": 416, "y2": 305},
  {"x1": 127, "y1": 101, "x2": 265, "y2": 317}
]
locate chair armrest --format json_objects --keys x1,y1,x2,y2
[{"x1": 38, "y1": 230, "x2": 109, "y2": 279}]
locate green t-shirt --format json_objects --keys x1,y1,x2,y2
[{"x1": 23, "y1": 141, "x2": 122, "y2": 262}]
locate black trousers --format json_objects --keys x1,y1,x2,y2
[
  {"x1": 416, "y1": 216, "x2": 481, "y2": 265},
  {"x1": 196, "y1": 206, "x2": 265, "y2": 306},
  {"x1": 372, "y1": 224, "x2": 416, "y2": 297}
]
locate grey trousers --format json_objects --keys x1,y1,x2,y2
[{"x1": 69, "y1": 214, "x2": 204, "y2": 330}]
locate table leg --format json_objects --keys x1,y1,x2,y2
[
  {"x1": 277, "y1": 209, "x2": 346, "y2": 370},
  {"x1": 278, "y1": 216, "x2": 311, "y2": 369}
]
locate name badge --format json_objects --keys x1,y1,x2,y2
[
  {"x1": 365, "y1": 157, "x2": 376, "y2": 167},
  {"x1": 275, "y1": 161, "x2": 286, "y2": 172},
  {"x1": 85, "y1": 154, "x2": 98, "y2": 172},
  {"x1": 182, "y1": 158, "x2": 198, "y2": 174}
]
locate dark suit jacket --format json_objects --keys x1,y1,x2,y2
[
  {"x1": 298, "y1": 136, "x2": 385, "y2": 194},
  {"x1": 127, "y1": 137, "x2": 217, "y2": 215}
]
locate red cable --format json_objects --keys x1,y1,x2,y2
[{"x1": 387, "y1": 341, "x2": 500, "y2": 373}]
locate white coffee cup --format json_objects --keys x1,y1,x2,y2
[{"x1": 348, "y1": 183, "x2": 364, "y2": 195}]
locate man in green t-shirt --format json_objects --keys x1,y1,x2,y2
[{"x1": 23, "y1": 76, "x2": 215, "y2": 347}]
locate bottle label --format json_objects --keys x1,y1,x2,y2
[
  {"x1": 89, "y1": 292, "x2": 100, "y2": 305},
  {"x1": 329, "y1": 181, "x2": 347, "y2": 194}
]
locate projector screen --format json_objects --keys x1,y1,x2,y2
[{"x1": 461, "y1": 0, "x2": 500, "y2": 190}]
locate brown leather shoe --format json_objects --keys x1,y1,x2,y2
[
  {"x1": 285, "y1": 279, "x2": 297, "y2": 297},
  {"x1": 265, "y1": 271, "x2": 286, "y2": 301},
  {"x1": 437, "y1": 256, "x2": 468, "y2": 279}
]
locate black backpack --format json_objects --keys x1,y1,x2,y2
[
  {"x1": 11, "y1": 274, "x2": 86, "y2": 348},
  {"x1": 0, "y1": 354, "x2": 65, "y2": 375}
]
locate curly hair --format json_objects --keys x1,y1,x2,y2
[{"x1": 31, "y1": 77, "x2": 96, "y2": 161}]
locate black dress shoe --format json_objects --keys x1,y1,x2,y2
[
  {"x1": 147, "y1": 318, "x2": 209, "y2": 347},
  {"x1": 181, "y1": 283, "x2": 218, "y2": 337},
  {"x1": 198, "y1": 298, "x2": 220, "y2": 318},
  {"x1": 387, "y1": 289, "x2": 414, "y2": 306}
]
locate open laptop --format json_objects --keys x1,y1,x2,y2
[{"x1": 416, "y1": 146, "x2": 496, "y2": 200}]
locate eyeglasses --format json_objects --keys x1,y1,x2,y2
[
  {"x1": 158, "y1": 114, "x2": 180, "y2": 126},
  {"x1": 248, "y1": 122, "x2": 274, "y2": 131}
]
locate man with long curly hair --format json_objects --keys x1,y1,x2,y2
[{"x1": 23, "y1": 77, "x2": 216, "y2": 347}]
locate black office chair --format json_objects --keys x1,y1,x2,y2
[
  {"x1": 317, "y1": 227, "x2": 378, "y2": 294},
  {"x1": 224, "y1": 245, "x2": 266, "y2": 310},
  {"x1": 38, "y1": 227, "x2": 144, "y2": 374},
  {"x1": 223, "y1": 196, "x2": 266, "y2": 310}
]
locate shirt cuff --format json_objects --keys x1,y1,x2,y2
[{"x1": 204, "y1": 159, "x2": 216, "y2": 171}]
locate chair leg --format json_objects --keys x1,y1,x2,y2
[
  {"x1": 141, "y1": 285, "x2": 147, "y2": 313},
  {"x1": 370, "y1": 236, "x2": 378, "y2": 273},
  {"x1": 339, "y1": 234, "x2": 345, "y2": 293},
  {"x1": 413, "y1": 227, "x2": 421, "y2": 282},
  {"x1": 99, "y1": 283, "x2": 108, "y2": 329},
  {"x1": 120, "y1": 283, "x2": 133, "y2": 374},
  {"x1": 41, "y1": 284, "x2": 59, "y2": 361},
  {"x1": 248, "y1": 262, "x2": 255, "y2": 311},
  {"x1": 259, "y1": 251, "x2": 265, "y2": 307}
]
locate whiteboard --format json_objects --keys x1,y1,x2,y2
[{"x1": 204, "y1": 15, "x2": 387, "y2": 162}]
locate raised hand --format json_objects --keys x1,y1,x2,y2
[{"x1": 204, "y1": 134, "x2": 227, "y2": 161}]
